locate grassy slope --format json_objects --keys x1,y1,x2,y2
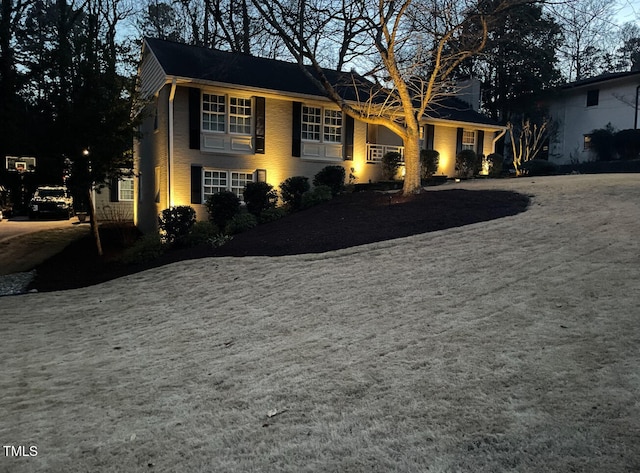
[{"x1": 1, "y1": 174, "x2": 639, "y2": 473}]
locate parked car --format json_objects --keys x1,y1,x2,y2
[
  {"x1": 0, "y1": 185, "x2": 10, "y2": 220},
  {"x1": 28, "y1": 186, "x2": 74, "y2": 220}
]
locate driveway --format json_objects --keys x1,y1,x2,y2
[
  {"x1": 0, "y1": 216, "x2": 81, "y2": 243},
  {"x1": 0, "y1": 217, "x2": 88, "y2": 275}
]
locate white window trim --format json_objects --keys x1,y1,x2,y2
[
  {"x1": 302, "y1": 105, "x2": 343, "y2": 144},
  {"x1": 202, "y1": 93, "x2": 226, "y2": 133},
  {"x1": 202, "y1": 92, "x2": 253, "y2": 136},
  {"x1": 203, "y1": 169, "x2": 255, "y2": 202},
  {"x1": 118, "y1": 177, "x2": 134, "y2": 202},
  {"x1": 462, "y1": 130, "x2": 476, "y2": 151}
]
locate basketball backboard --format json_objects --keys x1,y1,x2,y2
[{"x1": 6, "y1": 156, "x2": 36, "y2": 172}]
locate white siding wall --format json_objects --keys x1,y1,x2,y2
[{"x1": 549, "y1": 77, "x2": 639, "y2": 164}]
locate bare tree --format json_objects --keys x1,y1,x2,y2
[
  {"x1": 251, "y1": 0, "x2": 500, "y2": 194},
  {"x1": 550, "y1": 0, "x2": 616, "y2": 81},
  {"x1": 507, "y1": 118, "x2": 550, "y2": 175}
]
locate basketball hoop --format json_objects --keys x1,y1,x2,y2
[{"x1": 5, "y1": 156, "x2": 36, "y2": 173}]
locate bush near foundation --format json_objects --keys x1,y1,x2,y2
[
  {"x1": 280, "y1": 176, "x2": 310, "y2": 211},
  {"x1": 158, "y1": 205, "x2": 196, "y2": 244},
  {"x1": 456, "y1": 149, "x2": 479, "y2": 178},
  {"x1": 206, "y1": 191, "x2": 240, "y2": 229},
  {"x1": 243, "y1": 182, "x2": 278, "y2": 217},
  {"x1": 225, "y1": 211, "x2": 258, "y2": 235},
  {"x1": 313, "y1": 165, "x2": 346, "y2": 196},
  {"x1": 381, "y1": 151, "x2": 402, "y2": 180},
  {"x1": 182, "y1": 221, "x2": 220, "y2": 247},
  {"x1": 301, "y1": 185, "x2": 333, "y2": 209},
  {"x1": 519, "y1": 159, "x2": 558, "y2": 176},
  {"x1": 487, "y1": 153, "x2": 503, "y2": 177},
  {"x1": 120, "y1": 233, "x2": 166, "y2": 265},
  {"x1": 420, "y1": 149, "x2": 440, "y2": 179}
]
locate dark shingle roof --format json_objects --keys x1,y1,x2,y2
[
  {"x1": 145, "y1": 37, "x2": 500, "y2": 127},
  {"x1": 561, "y1": 70, "x2": 640, "y2": 89},
  {"x1": 145, "y1": 37, "x2": 366, "y2": 101},
  {"x1": 425, "y1": 96, "x2": 499, "y2": 126}
]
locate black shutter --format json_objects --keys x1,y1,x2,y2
[
  {"x1": 343, "y1": 114, "x2": 354, "y2": 160},
  {"x1": 254, "y1": 96, "x2": 265, "y2": 154},
  {"x1": 456, "y1": 127, "x2": 464, "y2": 155},
  {"x1": 109, "y1": 177, "x2": 119, "y2": 202},
  {"x1": 191, "y1": 166, "x2": 202, "y2": 204},
  {"x1": 189, "y1": 88, "x2": 201, "y2": 150},
  {"x1": 292, "y1": 101, "x2": 302, "y2": 157},
  {"x1": 425, "y1": 124, "x2": 435, "y2": 150},
  {"x1": 476, "y1": 130, "x2": 485, "y2": 156}
]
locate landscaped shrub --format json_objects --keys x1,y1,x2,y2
[
  {"x1": 158, "y1": 205, "x2": 196, "y2": 244},
  {"x1": 519, "y1": 159, "x2": 558, "y2": 176},
  {"x1": 225, "y1": 211, "x2": 258, "y2": 235},
  {"x1": 279, "y1": 176, "x2": 310, "y2": 211},
  {"x1": 589, "y1": 124, "x2": 617, "y2": 161},
  {"x1": 420, "y1": 149, "x2": 440, "y2": 179},
  {"x1": 181, "y1": 221, "x2": 219, "y2": 247},
  {"x1": 614, "y1": 129, "x2": 640, "y2": 160},
  {"x1": 120, "y1": 233, "x2": 166, "y2": 265},
  {"x1": 259, "y1": 207, "x2": 287, "y2": 223},
  {"x1": 487, "y1": 153, "x2": 504, "y2": 177},
  {"x1": 313, "y1": 165, "x2": 346, "y2": 196},
  {"x1": 381, "y1": 151, "x2": 402, "y2": 180},
  {"x1": 455, "y1": 149, "x2": 479, "y2": 178},
  {"x1": 243, "y1": 181, "x2": 278, "y2": 217},
  {"x1": 205, "y1": 191, "x2": 240, "y2": 229},
  {"x1": 301, "y1": 185, "x2": 333, "y2": 209}
]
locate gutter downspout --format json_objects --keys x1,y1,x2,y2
[
  {"x1": 492, "y1": 128, "x2": 507, "y2": 152},
  {"x1": 635, "y1": 84, "x2": 640, "y2": 129},
  {"x1": 168, "y1": 78, "x2": 177, "y2": 208}
]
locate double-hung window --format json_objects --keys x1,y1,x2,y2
[
  {"x1": 230, "y1": 172, "x2": 254, "y2": 198},
  {"x1": 462, "y1": 130, "x2": 476, "y2": 151},
  {"x1": 203, "y1": 170, "x2": 228, "y2": 200},
  {"x1": 229, "y1": 97, "x2": 252, "y2": 134},
  {"x1": 302, "y1": 106, "x2": 322, "y2": 141},
  {"x1": 118, "y1": 177, "x2": 134, "y2": 201},
  {"x1": 203, "y1": 170, "x2": 254, "y2": 201},
  {"x1": 302, "y1": 105, "x2": 342, "y2": 143},
  {"x1": 323, "y1": 110, "x2": 342, "y2": 143},
  {"x1": 202, "y1": 94, "x2": 252, "y2": 134},
  {"x1": 202, "y1": 94, "x2": 226, "y2": 132}
]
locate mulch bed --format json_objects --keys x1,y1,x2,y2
[{"x1": 28, "y1": 189, "x2": 529, "y2": 292}]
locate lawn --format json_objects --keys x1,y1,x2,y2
[{"x1": 1, "y1": 174, "x2": 639, "y2": 472}]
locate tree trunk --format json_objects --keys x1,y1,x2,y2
[
  {"x1": 87, "y1": 187, "x2": 103, "y2": 256},
  {"x1": 402, "y1": 133, "x2": 422, "y2": 195}
]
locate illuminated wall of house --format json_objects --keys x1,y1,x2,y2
[
  {"x1": 135, "y1": 82, "x2": 504, "y2": 232},
  {"x1": 167, "y1": 86, "x2": 383, "y2": 223},
  {"x1": 134, "y1": 86, "x2": 170, "y2": 233},
  {"x1": 432, "y1": 125, "x2": 457, "y2": 177}
]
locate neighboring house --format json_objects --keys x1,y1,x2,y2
[
  {"x1": 135, "y1": 37, "x2": 505, "y2": 232},
  {"x1": 548, "y1": 70, "x2": 640, "y2": 164},
  {"x1": 93, "y1": 174, "x2": 134, "y2": 222}
]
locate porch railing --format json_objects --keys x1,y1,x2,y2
[{"x1": 366, "y1": 144, "x2": 404, "y2": 163}]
